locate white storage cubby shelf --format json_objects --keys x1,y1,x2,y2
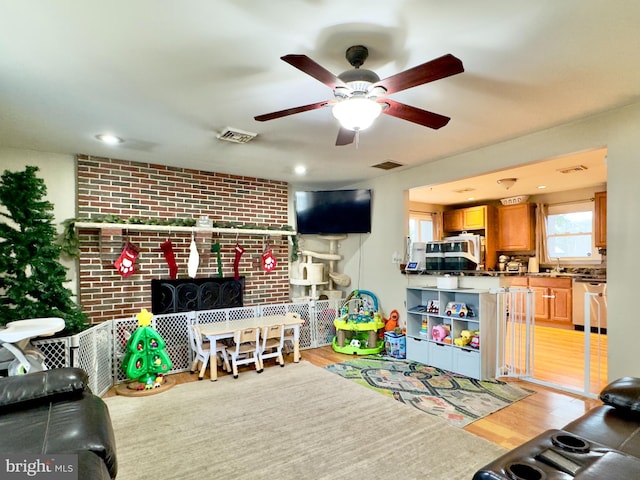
[{"x1": 405, "y1": 286, "x2": 497, "y2": 380}]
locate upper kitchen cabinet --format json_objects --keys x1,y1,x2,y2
[
  {"x1": 443, "y1": 205, "x2": 498, "y2": 269},
  {"x1": 442, "y1": 208, "x2": 464, "y2": 232},
  {"x1": 594, "y1": 191, "x2": 607, "y2": 248},
  {"x1": 498, "y1": 203, "x2": 535, "y2": 251},
  {"x1": 443, "y1": 205, "x2": 490, "y2": 232}
]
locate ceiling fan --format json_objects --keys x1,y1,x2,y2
[{"x1": 254, "y1": 45, "x2": 464, "y2": 146}]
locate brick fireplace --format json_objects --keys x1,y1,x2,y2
[{"x1": 75, "y1": 156, "x2": 292, "y2": 323}]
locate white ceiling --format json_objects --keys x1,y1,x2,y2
[
  {"x1": 410, "y1": 146, "x2": 608, "y2": 205},
  {"x1": 0, "y1": 1, "x2": 638, "y2": 190}
]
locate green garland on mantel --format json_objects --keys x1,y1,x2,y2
[{"x1": 61, "y1": 216, "x2": 299, "y2": 261}]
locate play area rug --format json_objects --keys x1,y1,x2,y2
[{"x1": 325, "y1": 356, "x2": 533, "y2": 427}]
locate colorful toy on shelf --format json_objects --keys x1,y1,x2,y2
[
  {"x1": 122, "y1": 309, "x2": 173, "y2": 386},
  {"x1": 470, "y1": 335, "x2": 480, "y2": 349},
  {"x1": 453, "y1": 329, "x2": 477, "y2": 347},
  {"x1": 445, "y1": 302, "x2": 473, "y2": 318},
  {"x1": 427, "y1": 300, "x2": 440, "y2": 314},
  {"x1": 332, "y1": 290, "x2": 385, "y2": 355},
  {"x1": 419, "y1": 319, "x2": 429, "y2": 336},
  {"x1": 431, "y1": 324, "x2": 450, "y2": 342}
]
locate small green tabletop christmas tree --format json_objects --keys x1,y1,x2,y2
[{"x1": 122, "y1": 309, "x2": 172, "y2": 388}]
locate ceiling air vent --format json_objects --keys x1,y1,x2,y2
[
  {"x1": 557, "y1": 165, "x2": 588, "y2": 174},
  {"x1": 217, "y1": 127, "x2": 257, "y2": 144},
  {"x1": 371, "y1": 160, "x2": 404, "y2": 170}
]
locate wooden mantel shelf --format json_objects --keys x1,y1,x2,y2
[{"x1": 74, "y1": 222, "x2": 297, "y2": 237}]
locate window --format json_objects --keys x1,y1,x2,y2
[
  {"x1": 545, "y1": 200, "x2": 601, "y2": 263},
  {"x1": 409, "y1": 212, "x2": 434, "y2": 243}
]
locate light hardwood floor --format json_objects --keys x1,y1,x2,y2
[{"x1": 107, "y1": 340, "x2": 604, "y2": 451}]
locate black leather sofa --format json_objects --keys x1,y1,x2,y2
[
  {"x1": 0, "y1": 368, "x2": 117, "y2": 479},
  {"x1": 473, "y1": 377, "x2": 640, "y2": 479}
]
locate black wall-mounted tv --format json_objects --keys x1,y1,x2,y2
[{"x1": 294, "y1": 189, "x2": 372, "y2": 235}]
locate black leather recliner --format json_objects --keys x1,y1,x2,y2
[
  {"x1": 473, "y1": 377, "x2": 640, "y2": 479},
  {"x1": 0, "y1": 368, "x2": 117, "y2": 479}
]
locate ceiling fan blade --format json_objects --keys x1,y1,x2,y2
[
  {"x1": 335, "y1": 127, "x2": 356, "y2": 146},
  {"x1": 372, "y1": 54, "x2": 464, "y2": 95},
  {"x1": 281, "y1": 54, "x2": 348, "y2": 90},
  {"x1": 381, "y1": 99, "x2": 451, "y2": 129},
  {"x1": 254, "y1": 100, "x2": 330, "y2": 122}
]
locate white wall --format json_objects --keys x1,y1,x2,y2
[
  {"x1": 342, "y1": 101, "x2": 640, "y2": 381},
  {"x1": 0, "y1": 148, "x2": 78, "y2": 294},
  {"x1": 4, "y1": 101, "x2": 640, "y2": 381}
]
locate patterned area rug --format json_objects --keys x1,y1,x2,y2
[{"x1": 325, "y1": 356, "x2": 533, "y2": 427}]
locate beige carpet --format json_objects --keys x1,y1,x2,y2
[{"x1": 104, "y1": 361, "x2": 506, "y2": 479}]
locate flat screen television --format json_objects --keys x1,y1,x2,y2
[{"x1": 294, "y1": 189, "x2": 372, "y2": 235}]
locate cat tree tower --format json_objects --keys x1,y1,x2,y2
[{"x1": 290, "y1": 235, "x2": 350, "y2": 301}]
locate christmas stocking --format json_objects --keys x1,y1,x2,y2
[
  {"x1": 262, "y1": 249, "x2": 277, "y2": 272},
  {"x1": 233, "y1": 243, "x2": 245, "y2": 280},
  {"x1": 114, "y1": 242, "x2": 139, "y2": 277},
  {"x1": 160, "y1": 240, "x2": 178, "y2": 279},
  {"x1": 188, "y1": 237, "x2": 200, "y2": 278},
  {"x1": 211, "y1": 241, "x2": 223, "y2": 278}
]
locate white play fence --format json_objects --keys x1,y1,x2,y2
[{"x1": 34, "y1": 299, "x2": 340, "y2": 396}]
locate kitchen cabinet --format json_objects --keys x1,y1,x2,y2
[
  {"x1": 595, "y1": 191, "x2": 607, "y2": 248},
  {"x1": 443, "y1": 205, "x2": 487, "y2": 231},
  {"x1": 498, "y1": 203, "x2": 535, "y2": 251},
  {"x1": 442, "y1": 205, "x2": 498, "y2": 270},
  {"x1": 462, "y1": 206, "x2": 487, "y2": 229},
  {"x1": 528, "y1": 277, "x2": 572, "y2": 326},
  {"x1": 443, "y1": 209, "x2": 464, "y2": 231}
]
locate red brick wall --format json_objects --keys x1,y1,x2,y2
[{"x1": 76, "y1": 155, "x2": 292, "y2": 323}]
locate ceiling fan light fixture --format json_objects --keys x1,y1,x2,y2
[
  {"x1": 95, "y1": 133, "x2": 123, "y2": 145},
  {"x1": 332, "y1": 97, "x2": 382, "y2": 131}
]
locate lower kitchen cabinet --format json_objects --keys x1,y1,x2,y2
[
  {"x1": 528, "y1": 277, "x2": 572, "y2": 326},
  {"x1": 405, "y1": 286, "x2": 497, "y2": 379}
]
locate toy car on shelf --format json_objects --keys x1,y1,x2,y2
[{"x1": 445, "y1": 302, "x2": 473, "y2": 318}]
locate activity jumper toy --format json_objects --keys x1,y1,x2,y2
[{"x1": 332, "y1": 290, "x2": 385, "y2": 355}]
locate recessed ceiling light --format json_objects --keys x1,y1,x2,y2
[
  {"x1": 95, "y1": 133, "x2": 123, "y2": 145},
  {"x1": 537, "y1": 185, "x2": 547, "y2": 189},
  {"x1": 294, "y1": 165, "x2": 306, "y2": 175}
]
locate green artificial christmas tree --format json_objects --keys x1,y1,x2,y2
[{"x1": 0, "y1": 166, "x2": 88, "y2": 334}]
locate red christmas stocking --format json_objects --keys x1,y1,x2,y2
[
  {"x1": 114, "y1": 242, "x2": 139, "y2": 277},
  {"x1": 160, "y1": 240, "x2": 178, "y2": 279},
  {"x1": 233, "y1": 243, "x2": 245, "y2": 280},
  {"x1": 262, "y1": 249, "x2": 277, "y2": 272}
]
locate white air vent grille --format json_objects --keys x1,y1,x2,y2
[
  {"x1": 217, "y1": 127, "x2": 257, "y2": 144},
  {"x1": 557, "y1": 164, "x2": 588, "y2": 174}
]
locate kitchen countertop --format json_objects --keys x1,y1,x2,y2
[{"x1": 405, "y1": 269, "x2": 606, "y2": 281}]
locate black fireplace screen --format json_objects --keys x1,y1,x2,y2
[{"x1": 151, "y1": 277, "x2": 244, "y2": 314}]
